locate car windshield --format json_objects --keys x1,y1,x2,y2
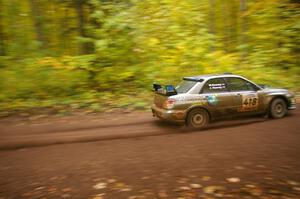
[{"x1": 176, "y1": 80, "x2": 197, "y2": 93}]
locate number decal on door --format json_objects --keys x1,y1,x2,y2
[{"x1": 239, "y1": 94, "x2": 258, "y2": 112}]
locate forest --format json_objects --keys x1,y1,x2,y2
[{"x1": 0, "y1": 0, "x2": 299, "y2": 113}]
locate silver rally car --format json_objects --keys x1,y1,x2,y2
[{"x1": 151, "y1": 73, "x2": 297, "y2": 128}]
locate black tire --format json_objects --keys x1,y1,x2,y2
[
  {"x1": 186, "y1": 109, "x2": 209, "y2": 129},
  {"x1": 269, "y1": 98, "x2": 287, "y2": 119}
]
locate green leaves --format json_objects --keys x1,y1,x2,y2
[{"x1": 0, "y1": 0, "x2": 299, "y2": 113}]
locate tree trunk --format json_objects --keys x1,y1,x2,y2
[
  {"x1": 208, "y1": 0, "x2": 215, "y2": 52},
  {"x1": 29, "y1": 0, "x2": 47, "y2": 50},
  {"x1": 229, "y1": 0, "x2": 238, "y2": 52},
  {"x1": 239, "y1": 0, "x2": 247, "y2": 63},
  {"x1": 76, "y1": 0, "x2": 90, "y2": 54},
  {"x1": 61, "y1": 4, "x2": 69, "y2": 54},
  {"x1": 0, "y1": 0, "x2": 5, "y2": 56}
]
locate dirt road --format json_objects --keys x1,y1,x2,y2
[{"x1": 0, "y1": 109, "x2": 300, "y2": 198}]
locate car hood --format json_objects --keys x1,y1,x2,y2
[{"x1": 262, "y1": 87, "x2": 289, "y2": 94}]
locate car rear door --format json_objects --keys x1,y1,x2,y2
[
  {"x1": 225, "y1": 77, "x2": 262, "y2": 115},
  {"x1": 200, "y1": 78, "x2": 235, "y2": 118}
]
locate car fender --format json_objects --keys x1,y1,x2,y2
[{"x1": 263, "y1": 94, "x2": 289, "y2": 113}]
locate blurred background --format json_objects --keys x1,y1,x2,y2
[{"x1": 0, "y1": 0, "x2": 299, "y2": 114}]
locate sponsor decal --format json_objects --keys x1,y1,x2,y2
[
  {"x1": 207, "y1": 95, "x2": 218, "y2": 106},
  {"x1": 209, "y1": 83, "x2": 226, "y2": 90},
  {"x1": 177, "y1": 96, "x2": 207, "y2": 106}
]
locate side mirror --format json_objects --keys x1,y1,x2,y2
[{"x1": 258, "y1": 84, "x2": 269, "y2": 89}]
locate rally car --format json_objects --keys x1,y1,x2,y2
[{"x1": 151, "y1": 73, "x2": 296, "y2": 128}]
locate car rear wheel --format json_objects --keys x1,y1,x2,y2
[
  {"x1": 186, "y1": 109, "x2": 209, "y2": 129},
  {"x1": 270, "y1": 98, "x2": 287, "y2": 119}
]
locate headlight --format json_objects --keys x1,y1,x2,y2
[
  {"x1": 286, "y1": 92, "x2": 295, "y2": 98},
  {"x1": 290, "y1": 98, "x2": 296, "y2": 104}
]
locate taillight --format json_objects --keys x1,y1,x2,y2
[{"x1": 163, "y1": 99, "x2": 176, "y2": 109}]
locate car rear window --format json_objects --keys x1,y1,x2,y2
[{"x1": 176, "y1": 80, "x2": 197, "y2": 93}]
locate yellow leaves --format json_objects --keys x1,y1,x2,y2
[
  {"x1": 37, "y1": 57, "x2": 63, "y2": 69},
  {"x1": 148, "y1": 38, "x2": 160, "y2": 46},
  {"x1": 36, "y1": 56, "x2": 77, "y2": 70}
]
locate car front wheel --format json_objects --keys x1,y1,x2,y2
[
  {"x1": 270, "y1": 98, "x2": 287, "y2": 119},
  {"x1": 186, "y1": 109, "x2": 209, "y2": 129}
]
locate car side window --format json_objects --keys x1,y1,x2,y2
[
  {"x1": 226, "y1": 77, "x2": 255, "y2": 92},
  {"x1": 201, "y1": 78, "x2": 227, "y2": 93}
]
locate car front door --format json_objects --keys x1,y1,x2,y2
[
  {"x1": 225, "y1": 77, "x2": 262, "y2": 115},
  {"x1": 200, "y1": 78, "x2": 235, "y2": 118}
]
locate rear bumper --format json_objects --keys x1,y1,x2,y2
[{"x1": 151, "y1": 105, "x2": 185, "y2": 123}]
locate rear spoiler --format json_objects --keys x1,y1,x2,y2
[{"x1": 153, "y1": 83, "x2": 177, "y2": 96}]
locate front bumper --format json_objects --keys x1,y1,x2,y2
[
  {"x1": 288, "y1": 98, "x2": 297, "y2": 110},
  {"x1": 151, "y1": 105, "x2": 185, "y2": 123}
]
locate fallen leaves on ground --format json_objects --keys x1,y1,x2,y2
[
  {"x1": 179, "y1": 186, "x2": 191, "y2": 191},
  {"x1": 234, "y1": 166, "x2": 245, "y2": 170},
  {"x1": 241, "y1": 185, "x2": 263, "y2": 196},
  {"x1": 120, "y1": 188, "x2": 132, "y2": 192},
  {"x1": 91, "y1": 193, "x2": 105, "y2": 199},
  {"x1": 287, "y1": 180, "x2": 299, "y2": 186},
  {"x1": 177, "y1": 178, "x2": 188, "y2": 184},
  {"x1": 87, "y1": 175, "x2": 295, "y2": 199},
  {"x1": 61, "y1": 193, "x2": 71, "y2": 198},
  {"x1": 292, "y1": 186, "x2": 300, "y2": 191},
  {"x1": 226, "y1": 177, "x2": 241, "y2": 183},
  {"x1": 93, "y1": 182, "x2": 107, "y2": 190},
  {"x1": 34, "y1": 186, "x2": 45, "y2": 190},
  {"x1": 158, "y1": 190, "x2": 168, "y2": 198},
  {"x1": 107, "y1": 179, "x2": 117, "y2": 183},
  {"x1": 92, "y1": 196, "x2": 103, "y2": 199},
  {"x1": 62, "y1": 188, "x2": 72, "y2": 192},
  {"x1": 201, "y1": 176, "x2": 211, "y2": 181},
  {"x1": 189, "y1": 183, "x2": 202, "y2": 189},
  {"x1": 203, "y1": 185, "x2": 225, "y2": 194}
]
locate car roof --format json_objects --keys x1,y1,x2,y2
[{"x1": 183, "y1": 74, "x2": 243, "y2": 82}]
